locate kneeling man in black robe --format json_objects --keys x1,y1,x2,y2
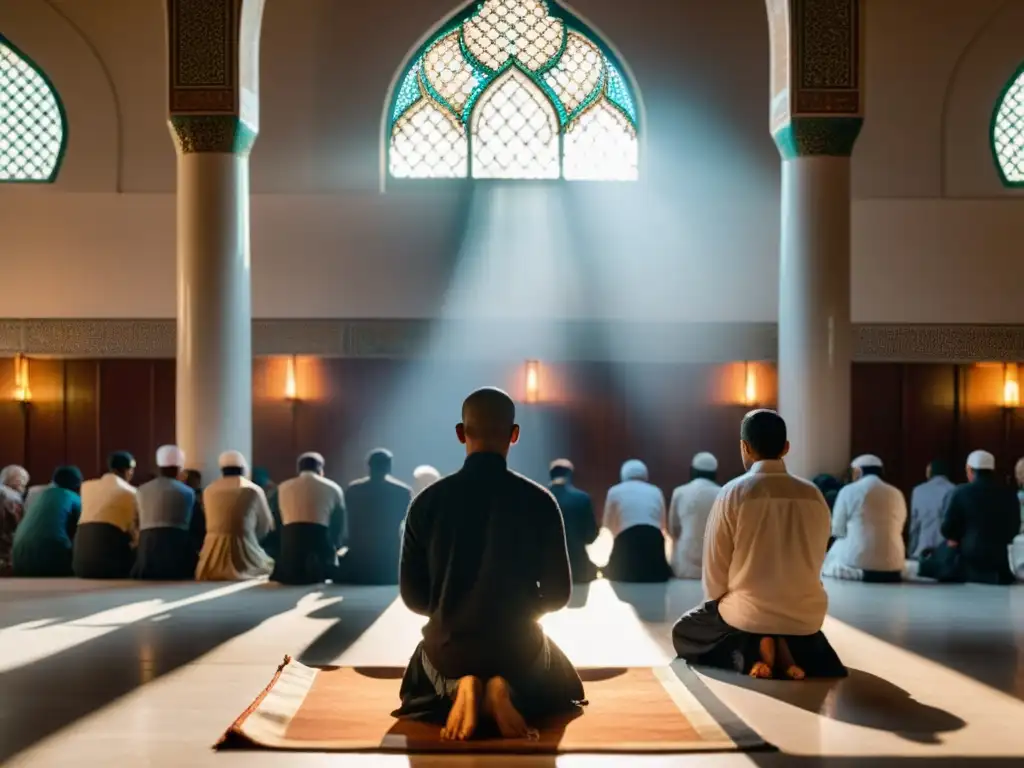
[
  {"x1": 394, "y1": 387, "x2": 584, "y2": 740},
  {"x1": 672, "y1": 409, "x2": 845, "y2": 680}
]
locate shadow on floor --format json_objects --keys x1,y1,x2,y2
[
  {"x1": 0, "y1": 582, "x2": 391, "y2": 763},
  {"x1": 297, "y1": 585, "x2": 399, "y2": 665},
  {"x1": 608, "y1": 579, "x2": 670, "y2": 622},
  {"x1": 700, "y1": 666, "x2": 965, "y2": 744}
]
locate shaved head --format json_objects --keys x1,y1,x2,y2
[{"x1": 459, "y1": 387, "x2": 519, "y2": 455}]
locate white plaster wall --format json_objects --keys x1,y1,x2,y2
[{"x1": 0, "y1": 0, "x2": 1022, "y2": 322}]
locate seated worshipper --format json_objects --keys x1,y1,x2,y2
[
  {"x1": 196, "y1": 451, "x2": 275, "y2": 581},
  {"x1": 920, "y1": 450, "x2": 1019, "y2": 585},
  {"x1": 907, "y1": 460, "x2": 955, "y2": 560},
  {"x1": 0, "y1": 465, "x2": 29, "y2": 576},
  {"x1": 1012, "y1": 458, "x2": 1024, "y2": 580},
  {"x1": 413, "y1": 465, "x2": 442, "y2": 496},
  {"x1": 668, "y1": 452, "x2": 721, "y2": 580},
  {"x1": 394, "y1": 387, "x2": 583, "y2": 740},
  {"x1": 270, "y1": 452, "x2": 346, "y2": 585},
  {"x1": 132, "y1": 445, "x2": 203, "y2": 580},
  {"x1": 337, "y1": 449, "x2": 412, "y2": 585},
  {"x1": 12, "y1": 466, "x2": 84, "y2": 577},
  {"x1": 602, "y1": 459, "x2": 671, "y2": 583},
  {"x1": 812, "y1": 474, "x2": 842, "y2": 512},
  {"x1": 821, "y1": 455, "x2": 907, "y2": 583},
  {"x1": 548, "y1": 459, "x2": 598, "y2": 583},
  {"x1": 73, "y1": 452, "x2": 140, "y2": 579},
  {"x1": 673, "y1": 410, "x2": 844, "y2": 680}
]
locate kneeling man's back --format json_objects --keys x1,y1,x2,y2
[{"x1": 706, "y1": 466, "x2": 831, "y2": 636}]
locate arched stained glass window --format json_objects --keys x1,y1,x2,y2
[
  {"x1": 387, "y1": 0, "x2": 639, "y2": 182},
  {"x1": 0, "y1": 34, "x2": 66, "y2": 183},
  {"x1": 993, "y1": 64, "x2": 1024, "y2": 187}
]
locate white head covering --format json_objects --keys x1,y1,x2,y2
[
  {"x1": 412, "y1": 465, "x2": 441, "y2": 495},
  {"x1": 851, "y1": 454, "x2": 883, "y2": 470},
  {"x1": 298, "y1": 451, "x2": 325, "y2": 468},
  {"x1": 691, "y1": 452, "x2": 718, "y2": 473},
  {"x1": 549, "y1": 458, "x2": 574, "y2": 473},
  {"x1": 218, "y1": 450, "x2": 248, "y2": 471},
  {"x1": 156, "y1": 444, "x2": 185, "y2": 468},
  {"x1": 620, "y1": 459, "x2": 649, "y2": 482},
  {"x1": 966, "y1": 450, "x2": 995, "y2": 471},
  {"x1": 1015, "y1": 457, "x2": 1024, "y2": 488},
  {"x1": 0, "y1": 465, "x2": 29, "y2": 490}
]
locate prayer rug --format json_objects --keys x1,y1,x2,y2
[{"x1": 217, "y1": 656, "x2": 769, "y2": 754}]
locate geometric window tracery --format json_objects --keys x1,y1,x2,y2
[
  {"x1": 0, "y1": 34, "x2": 66, "y2": 182},
  {"x1": 993, "y1": 65, "x2": 1024, "y2": 187},
  {"x1": 388, "y1": 0, "x2": 639, "y2": 181}
]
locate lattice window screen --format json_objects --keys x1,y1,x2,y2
[
  {"x1": 0, "y1": 38, "x2": 64, "y2": 182},
  {"x1": 994, "y1": 68, "x2": 1024, "y2": 185}
]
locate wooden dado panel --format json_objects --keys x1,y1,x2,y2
[{"x1": 0, "y1": 358, "x2": 1021, "y2": 501}]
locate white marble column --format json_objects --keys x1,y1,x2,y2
[
  {"x1": 778, "y1": 156, "x2": 853, "y2": 479},
  {"x1": 175, "y1": 151, "x2": 253, "y2": 480}
]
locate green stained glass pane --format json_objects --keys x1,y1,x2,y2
[
  {"x1": 392, "y1": 58, "x2": 423, "y2": 123},
  {"x1": 0, "y1": 36, "x2": 65, "y2": 182},
  {"x1": 993, "y1": 67, "x2": 1024, "y2": 186},
  {"x1": 604, "y1": 57, "x2": 637, "y2": 126}
]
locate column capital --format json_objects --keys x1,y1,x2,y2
[
  {"x1": 165, "y1": 0, "x2": 266, "y2": 154},
  {"x1": 766, "y1": 0, "x2": 863, "y2": 158}
]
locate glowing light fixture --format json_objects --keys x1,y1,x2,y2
[
  {"x1": 284, "y1": 355, "x2": 298, "y2": 401},
  {"x1": 13, "y1": 353, "x2": 31, "y2": 403},
  {"x1": 525, "y1": 360, "x2": 541, "y2": 404},
  {"x1": 1004, "y1": 363, "x2": 1020, "y2": 408},
  {"x1": 743, "y1": 362, "x2": 758, "y2": 407}
]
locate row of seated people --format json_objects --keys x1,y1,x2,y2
[
  {"x1": 553, "y1": 449, "x2": 1024, "y2": 587},
  {"x1": 0, "y1": 446, "x2": 431, "y2": 584},
  {"x1": 391, "y1": 390, "x2": 844, "y2": 742}
]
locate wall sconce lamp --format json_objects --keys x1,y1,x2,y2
[
  {"x1": 13, "y1": 353, "x2": 31, "y2": 404},
  {"x1": 743, "y1": 361, "x2": 758, "y2": 407},
  {"x1": 525, "y1": 360, "x2": 540, "y2": 404},
  {"x1": 284, "y1": 355, "x2": 298, "y2": 401},
  {"x1": 1003, "y1": 363, "x2": 1020, "y2": 409}
]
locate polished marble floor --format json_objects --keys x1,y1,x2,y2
[{"x1": 1, "y1": 575, "x2": 1023, "y2": 767}]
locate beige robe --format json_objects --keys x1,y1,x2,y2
[{"x1": 196, "y1": 476, "x2": 274, "y2": 581}]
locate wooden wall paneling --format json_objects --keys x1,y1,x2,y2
[
  {"x1": 850, "y1": 363, "x2": 905, "y2": 490},
  {"x1": 99, "y1": 360, "x2": 157, "y2": 480},
  {"x1": 0, "y1": 359, "x2": 26, "y2": 471},
  {"x1": 899, "y1": 364, "x2": 958, "y2": 487},
  {"x1": 252, "y1": 357, "x2": 298, "y2": 484},
  {"x1": 959, "y1": 364, "x2": 1010, "y2": 481},
  {"x1": 25, "y1": 359, "x2": 67, "y2": 484},
  {"x1": 151, "y1": 359, "x2": 177, "y2": 464},
  {"x1": 63, "y1": 360, "x2": 101, "y2": 479}
]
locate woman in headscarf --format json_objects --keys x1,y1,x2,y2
[{"x1": 602, "y1": 460, "x2": 672, "y2": 582}]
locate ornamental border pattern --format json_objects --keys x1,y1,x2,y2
[
  {"x1": 0, "y1": 321, "x2": 1021, "y2": 363},
  {"x1": 168, "y1": 0, "x2": 238, "y2": 117},
  {"x1": 792, "y1": 0, "x2": 861, "y2": 117}
]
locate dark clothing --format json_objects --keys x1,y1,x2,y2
[
  {"x1": 673, "y1": 600, "x2": 847, "y2": 679},
  {"x1": 399, "y1": 452, "x2": 573, "y2": 683},
  {"x1": 12, "y1": 487, "x2": 81, "y2": 577},
  {"x1": 262, "y1": 488, "x2": 283, "y2": 559},
  {"x1": 270, "y1": 523, "x2": 338, "y2": 585},
  {"x1": 939, "y1": 477, "x2": 1019, "y2": 585},
  {"x1": 393, "y1": 636, "x2": 584, "y2": 723},
  {"x1": 339, "y1": 475, "x2": 412, "y2": 585},
  {"x1": 0, "y1": 488, "x2": 24, "y2": 576},
  {"x1": 605, "y1": 524, "x2": 672, "y2": 583},
  {"x1": 131, "y1": 527, "x2": 198, "y2": 580},
  {"x1": 549, "y1": 481, "x2": 598, "y2": 583},
  {"x1": 73, "y1": 522, "x2": 133, "y2": 579}
]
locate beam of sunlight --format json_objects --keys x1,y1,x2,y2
[{"x1": 0, "y1": 580, "x2": 263, "y2": 674}]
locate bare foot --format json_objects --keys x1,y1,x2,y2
[
  {"x1": 775, "y1": 637, "x2": 806, "y2": 680},
  {"x1": 441, "y1": 676, "x2": 482, "y2": 741},
  {"x1": 750, "y1": 636, "x2": 775, "y2": 679},
  {"x1": 483, "y1": 677, "x2": 536, "y2": 739}
]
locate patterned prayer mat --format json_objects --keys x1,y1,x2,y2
[{"x1": 217, "y1": 656, "x2": 769, "y2": 754}]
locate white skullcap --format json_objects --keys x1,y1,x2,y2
[
  {"x1": 412, "y1": 465, "x2": 441, "y2": 495},
  {"x1": 691, "y1": 452, "x2": 718, "y2": 473},
  {"x1": 621, "y1": 459, "x2": 649, "y2": 482},
  {"x1": 966, "y1": 450, "x2": 995, "y2": 471},
  {"x1": 549, "y1": 458, "x2": 575, "y2": 473},
  {"x1": 851, "y1": 454, "x2": 883, "y2": 470},
  {"x1": 218, "y1": 450, "x2": 248, "y2": 470},
  {"x1": 298, "y1": 451, "x2": 325, "y2": 466},
  {"x1": 156, "y1": 444, "x2": 185, "y2": 468}
]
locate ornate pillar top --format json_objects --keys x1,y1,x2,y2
[
  {"x1": 166, "y1": 0, "x2": 266, "y2": 154},
  {"x1": 767, "y1": 0, "x2": 863, "y2": 159}
]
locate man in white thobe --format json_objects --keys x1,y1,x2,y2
[
  {"x1": 668, "y1": 452, "x2": 721, "y2": 579},
  {"x1": 822, "y1": 454, "x2": 907, "y2": 582},
  {"x1": 603, "y1": 459, "x2": 671, "y2": 582}
]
